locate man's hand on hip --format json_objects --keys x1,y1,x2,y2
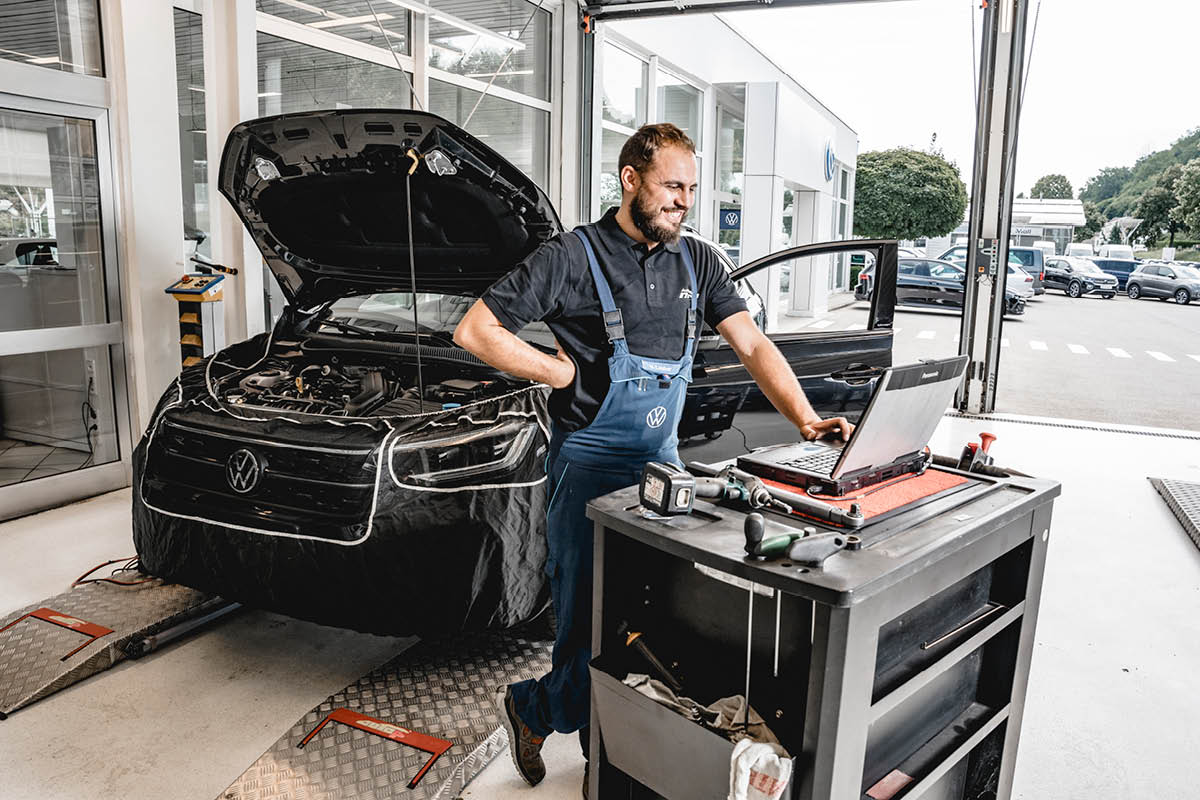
[{"x1": 549, "y1": 344, "x2": 576, "y2": 390}]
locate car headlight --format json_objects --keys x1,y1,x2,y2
[{"x1": 389, "y1": 420, "x2": 540, "y2": 488}]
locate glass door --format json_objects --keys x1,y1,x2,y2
[
  {"x1": 0, "y1": 97, "x2": 129, "y2": 520},
  {"x1": 714, "y1": 104, "x2": 744, "y2": 265}
]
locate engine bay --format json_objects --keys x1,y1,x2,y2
[{"x1": 215, "y1": 355, "x2": 517, "y2": 417}]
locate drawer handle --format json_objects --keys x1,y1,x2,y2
[{"x1": 920, "y1": 602, "x2": 1006, "y2": 650}]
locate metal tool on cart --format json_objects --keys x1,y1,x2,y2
[{"x1": 742, "y1": 512, "x2": 860, "y2": 567}]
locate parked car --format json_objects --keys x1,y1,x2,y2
[
  {"x1": 131, "y1": 109, "x2": 899, "y2": 636},
  {"x1": 938, "y1": 245, "x2": 1044, "y2": 295},
  {"x1": 1065, "y1": 242, "x2": 1095, "y2": 258},
  {"x1": 1126, "y1": 263, "x2": 1200, "y2": 304},
  {"x1": 1091, "y1": 256, "x2": 1140, "y2": 290},
  {"x1": 1099, "y1": 244, "x2": 1135, "y2": 260},
  {"x1": 855, "y1": 258, "x2": 1026, "y2": 316},
  {"x1": 1043, "y1": 256, "x2": 1118, "y2": 298},
  {"x1": 1032, "y1": 240, "x2": 1057, "y2": 261}
]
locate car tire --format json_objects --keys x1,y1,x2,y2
[
  {"x1": 1067, "y1": 281, "x2": 1082, "y2": 298},
  {"x1": 1175, "y1": 288, "x2": 1191, "y2": 305},
  {"x1": 1127, "y1": 283, "x2": 1141, "y2": 299}
]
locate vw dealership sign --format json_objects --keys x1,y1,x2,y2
[
  {"x1": 719, "y1": 207, "x2": 741, "y2": 230},
  {"x1": 824, "y1": 139, "x2": 836, "y2": 182}
]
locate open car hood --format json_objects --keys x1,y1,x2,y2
[{"x1": 218, "y1": 109, "x2": 562, "y2": 306}]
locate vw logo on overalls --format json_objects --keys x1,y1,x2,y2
[
  {"x1": 646, "y1": 405, "x2": 668, "y2": 429},
  {"x1": 226, "y1": 448, "x2": 262, "y2": 494}
]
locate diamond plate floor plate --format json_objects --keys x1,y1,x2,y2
[
  {"x1": 1150, "y1": 478, "x2": 1200, "y2": 550},
  {"x1": 219, "y1": 632, "x2": 552, "y2": 800},
  {"x1": 0, "y1": 577, "x2": 220, "y2": 718}
]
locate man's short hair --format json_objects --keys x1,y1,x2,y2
[{"x1": 618, "y1": 123, "x2": 696, "y2": 175}]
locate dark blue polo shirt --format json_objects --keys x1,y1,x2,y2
[{"x1": 481, "y1": 209, "x2": 748, "y2": 432}]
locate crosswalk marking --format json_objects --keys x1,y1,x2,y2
[
  {"x1": 809, "y1": 319, "x2": 834, "y2": 329},
  {"x1": 1189, "y1": 355, "x2": 1200, "y2": 364},
  {"x1": 1030, "y1": 340, "x2": 1048, "y2": 351},
  {"x1": 1147, "y1": 351, "x2": 1175, "y2": 362},
  {"x1": 1067, "y1": 344, "x2": 1089, "y2": 355},
  {"x1": 1107, "y1": 348, "x2": 1131, "y2": 358},
  {"x1": 917, "y1": 330, "x2": 936, "y2": 339}
]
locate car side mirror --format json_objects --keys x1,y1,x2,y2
[
  {"x1": 1063, "y1": 266, "x2": 1072, "y2": 273},
  {"x1": 1166, "y1": 272, "x2": 1176, "y2": 279}
]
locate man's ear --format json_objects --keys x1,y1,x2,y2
[{"x1": 619, "y1": 165, "x2": 640, "y2": 194}]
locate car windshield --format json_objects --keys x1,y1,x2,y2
[
  {"x1": 328, "y1": 292, "x2": 556, "y2": 349},
  {"x1": 1178, "y1": 266, "x2": 1200, "y2": 281},
  {"x1": 1076, "y1": 260, "x2": 1105, "y2": 275}
]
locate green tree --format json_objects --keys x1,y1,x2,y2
[
  {"x1": 1030, "y1": 173, "x2": 1073, "y2": 199},
  {"x1": 1080, "y1": 166, "x2": 1132, "y2": 205},
  {"x1": 1108, "y1": 223, "x2": 1123, "y2": 244},
  {"x1": 1172, "y1": 158, "x2": 1200, "y2": 236},
  {"x1": 1135, "y1": 166, "x2": 1183, "y2": 246},
  {"x1": 1073, "y1": 201, "x2": 1105, "y2": 242},
  {"x1": 852, "y1": 148, "x2": 967, "y2": 240}
]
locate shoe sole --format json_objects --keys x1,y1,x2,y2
[{"x1": 495, "y1": 687, "x2": 542, "y2": 787}]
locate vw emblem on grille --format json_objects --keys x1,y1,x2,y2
[
  {"x1": 226, "y1": 449, "x2": 262, "y2": 494},
  {"x1": 646, "y1": 405, "x2": 668, "y2": 429}
]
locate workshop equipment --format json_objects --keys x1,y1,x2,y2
[
  {"x1": 164, "y1": 255, "x2": 238, "y2": 368},
  {"x1": 956, "y1": 431, "x2": 997, "y2": 472},
  {"x1": 640, "y1": 462, "x2": 786, "y2": 517},
  {"x1": 688, "y1": 462, "x2": 867, "y2": 529},
  {"x1": 617, "y1": 620, "x2": 684, "y2": 693},
  {"x1": 586, "y1": 466, "x2": 1060, "y2": 800},
  {"x1": 743, "y1": 513, "x2": 858, "y2": 567}
]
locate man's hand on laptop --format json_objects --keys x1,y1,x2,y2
[{"x1": 799, "y1": 416, "x2": 855, "y2": 442}]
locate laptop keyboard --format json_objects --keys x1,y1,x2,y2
[{"x1": 780, "y1": 449, "x2": 841, "y2": 473}]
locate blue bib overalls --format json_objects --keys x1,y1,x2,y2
[{"x1": 509, "y1": 227, "x2": 699, "y2": 749}]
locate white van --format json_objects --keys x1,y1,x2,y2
[
  {"x1": 1032, "y1": 240, "x2": 1057, "y2": 260},
  {"x1": 1065, "y1": 242, "x2": 1095, "y2": 258},
  {"x1": 1099, "y1": 244, "x2": 1134, "y2": 260}
]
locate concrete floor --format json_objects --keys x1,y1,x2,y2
[{"x1": 1, "y1": 413, "x2": 1198, "y2": 799}]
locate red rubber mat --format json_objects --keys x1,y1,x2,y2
[{"x1": 763, "y1": 469, "x2": 971, "y2": 522}]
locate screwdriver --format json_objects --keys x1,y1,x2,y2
[{"x1": 743, "y1": 513, "x2": 816, "y2": 559}]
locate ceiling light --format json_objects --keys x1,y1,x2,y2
[
  {"x1": 27, "y1": 56, "x2": 60, "y2": 65},
  {"x1": 380, "y1": 0, "x2": 525, "y2": 51},
  {"x1": 309, "y1": 12, "x2": 391, "y2": 29}
]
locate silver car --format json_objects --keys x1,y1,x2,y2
[{"x1": 1126, "y1": 263, "x2": 1200, "y2": 305}]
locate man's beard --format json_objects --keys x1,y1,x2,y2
[{"x1": 630, "y1": 188, "x2": 685, "y2": 244}]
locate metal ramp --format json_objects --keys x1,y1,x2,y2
[
  {"x1": 220, "y1": 632, "x2": 552, "y2": 800},
  {"x1": 1150, "y1": 478, "x2": 1200, "y2": 551},
  {"x1": 0, "y1": 576, "x2": 233, "y2": 719}
]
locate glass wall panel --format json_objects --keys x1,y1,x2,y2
[
  {"x1": 174, "y1": 9, "x2": 210, "y2": 259},
  {"x1": 656, "y1": 71, "x2": 701, "y2": 146},
  {"x1": 429, "y1": 78, "x2": 549, "y2": 190},
  {"x1": 0, "y1": 109, "x2": 107, "y2": 331},
  {"x1": 0, "y1": 344, "x2": 119, "y2": 486},
  {"x1": 256, "y1": 0, "x2": 410, "y2": 54},
  {"x1": 598, "y1": 127, "x2": 625, "y2": 216},
  {"x1": 717, "y1": 109, "x2": 744, "y2": 196},
  {"x1": 427, "y1": 0, "x2": 550, "y2": 101},
  {"x1": 257, "y1": 33, "x2": 412, "y2": 115},
  {"x1": 0, "y1": 0, "x2": 103, "y2": 76},
  {"x1": 601, "y1": 43, "x2": 645, "y2": 129}
]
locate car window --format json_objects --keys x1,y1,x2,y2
[
  {"x1": 328, "y1": 292, "x2": 557, "y2": 349},
  {"x1": 928, "y1": 261, "x2": 961, "y2": 279},
  {"x1": 1010, "y1": 250, "x2": 1034, "y2": 267},
  {"x1": 898, "y1": 260, "x2": 917, "y2": 275}
]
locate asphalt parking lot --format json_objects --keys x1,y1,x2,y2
[{"x1": 784, "y1": 289, "x2": 1200, "y2": 431}]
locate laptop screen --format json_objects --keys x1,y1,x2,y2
[{"x1": 833, "y1": 356, "x2": 968, "y2": 477}]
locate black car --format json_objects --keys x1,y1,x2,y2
[
  {"x1": 937, "y1": 245, "x2": 1044, "y2": 295},
  {"x1": 1042, "y1": 256, "x2": 1118, "y2": 298},
  {"x1": 131, "y1": 110, "x2": 897, "y2": 635},
  {"x1": 856, "y1": 258, "x2": 1026, "y2": 316},
  {"x1": 1091, "y1": 258, "x2": 1139, "y2": 290}
]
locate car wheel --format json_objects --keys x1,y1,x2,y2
[
  {"x1": 1067, "y1": 281, "x2": 1082, "y2": 298},
  {"x1": 1127, "y1": 283, "x2": 1141, "y2": 299},
  {"x1": 705, "y1": 431, "x2": 722, "y2": 440},
  {"x1": 1102, "y1": 293, "x2": 1114, "y2": 299},
  {"x1": 1175, "y1": 288, "x2": 1191, "y2": 305}
]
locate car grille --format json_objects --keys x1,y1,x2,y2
[{"x1": 140, "y1": 419, "x2": 383, "y2": 542}]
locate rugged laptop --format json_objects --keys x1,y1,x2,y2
[{"x1": 736, "y1": 355, "x2": 969, "y2": 496}]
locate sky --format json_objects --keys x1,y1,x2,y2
[{"x1": 721, "y1": 0, "x2": 1199, "y2": 198}]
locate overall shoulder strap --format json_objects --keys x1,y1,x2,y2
[
  {"x1": 571, "y1": 227, "x2": 625, "y2": 343},
  {"x1": 678, "y1": 237, "x2": 699, "y2": 342}
]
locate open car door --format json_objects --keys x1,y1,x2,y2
[{"x1": 678, "y1": 240, "x2": 898, "y2": 464}]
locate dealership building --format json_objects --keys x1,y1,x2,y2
[{"x1": 0, "y1": 0, "x2": 856, "y2": 518}]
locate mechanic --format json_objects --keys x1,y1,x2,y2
[{"x1": 452, "y1": 123, "x2": 854, "y2": 796}]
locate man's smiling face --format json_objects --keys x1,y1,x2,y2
[{"x1": 623, "y1": 145, "x2": 698, "y2": 245}]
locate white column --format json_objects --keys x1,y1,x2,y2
[
  {"x1": 741, "y1": 82, "x2": 780, "y2": 327},
  {"x1": 206, "y1": 0, "x2": 263, "y2": 342}
]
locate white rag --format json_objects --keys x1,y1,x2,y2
[{"x1": 728, "y1": 738, "x2": 792, "y2": 800}]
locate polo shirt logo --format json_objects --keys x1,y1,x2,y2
[{"x1": 678, "y1": 288, "x2": 693, "y2": 300}]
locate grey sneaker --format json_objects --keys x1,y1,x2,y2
[{"x1": 495, "y1": 686, "x2": 546, "y2": 786}]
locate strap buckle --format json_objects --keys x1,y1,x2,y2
[
  {"x1": 685, "y1": 308, "x2": 698, "y2": 340},
  {"x1": 603, "y1": 309, "x2": 625, "y2": 342}
]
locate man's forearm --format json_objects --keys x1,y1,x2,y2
[
  {"x1": 453, "y1": 302, "x2": 572, "y2": 388},
  {"x1": 739, "y1": 336, "x2": 821, "y2": 430}
]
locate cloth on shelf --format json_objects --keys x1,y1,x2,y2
[
  {"x1": 728, "y1": 739, "x2": 792, "y2": 800},
  {"x1": 621, "y1": 673, "x2": 781, "y2": 746}
]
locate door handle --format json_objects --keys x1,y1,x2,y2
[{"x1": 830, "y1": 364, "x2": 883, "y2": 385}]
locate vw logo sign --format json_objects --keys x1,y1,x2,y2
[
  {"x1": 724, "y1": 211, "x2": 739, "y2": 227},
  {"x1": 646, "y1": 405, "x2": 668, "y2": 429},
  {"x1": 823, "y1": 139, "x2": 836, "y2": 183},
  {"x1": 226, "y1": 448, "x2": 262, "y2": 494}
]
